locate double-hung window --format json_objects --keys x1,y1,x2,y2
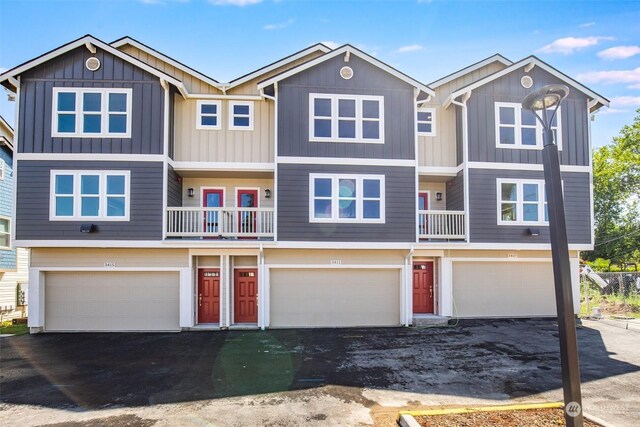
[
  {"x1": 417, "y1": 107, "x2": 436, "y2": 136},
  {"x1": 310, "y1": 174, "x2": 385, "y2": 223},
  {"x1": 310, "y1": 94, "x2": 384, "y2": 143},
  {"x1": 495, "y1": 102, "x2": 562, "y2": 149},
  {"x1": 196, "y1": 100, "x2": 221, "y2": 130},
  {"x1": 229, "y1": 101, "x2": 254, "y2": 130},
  {"x1": 0, "y1": 216, "x2": 10, "y2": 249},
  {"x1": 50, "y1": 171, "x2": 130, "y2": 221},
  {"x1": 52, "y1": 88, "x2": 132, "y2": 137},
  {"x1": 497, "y1": 179, "x2": 549, "y2": 225}
]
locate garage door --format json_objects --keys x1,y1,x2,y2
[
  {"x1": 270, "y1": 269, "x2": 400, "y2": 328},
  {"x1": 452, "y1": 262, "x2": 555, "y2": 317},
  {"x1": 45, "y1": 271, "x2": 180, "y2": 332}
]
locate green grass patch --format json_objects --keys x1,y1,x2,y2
[{"x1": 0, "y1": 321, "x2": 29, "y2": 336}]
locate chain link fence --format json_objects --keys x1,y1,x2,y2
[{"x1": 580, "y1": 268, "x2": 640, "y2": 320}]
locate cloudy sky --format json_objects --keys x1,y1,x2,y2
[{"x1": 1, "y1": 0, "x2": 639, "y2": 147}]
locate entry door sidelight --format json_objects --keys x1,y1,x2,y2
[
  {"x1": 413, "y1": 262, "x2": 434, "y2": 314},
  {"x1": 203, "y1": 189, "x2": 224, "y2": 235},
  {"x1": 237, "y1": 189, "x2": 258, "y2": 236}
]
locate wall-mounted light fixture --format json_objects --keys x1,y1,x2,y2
[
  {"x1": 527, "y1": 228, "x2": 541, "y2": 236},
  {"x1": 435, "y1": 192, "x2": 442, "y2": 201},
  {"x1": 80, "y1": 224, "x2": 96, "y2": 233},
  {"x1": 187, "y1": 188, "x2": 195, "y2": 198},
  {"x1": 265, "y1": 189, "x2": 272, "y2": 199}
]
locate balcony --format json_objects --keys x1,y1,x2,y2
[
  {"x1": 167, "y1": 207, "x2": 274, "y2": 239},
  {"x1": 418, "y1": 210, "x2": 466, "y2": 240}
]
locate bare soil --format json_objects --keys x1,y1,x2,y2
[{"x1": 415, "y1": 408, "x2": 601, "y2": 427}]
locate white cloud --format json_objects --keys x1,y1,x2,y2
[
  {"x1": 140, "y1": 0, "x2": 188, "y2": 4},
  {"x1": 598, "y1": 45, "x2": 640, "y2": 60},
  {"x1": 263, "y1": 18, "x2": 294, "y2": 30},
  {"x1": 579, "y1": 22, "x2": 596, "y2": 28},
  {"x1": 536, "y1": 36, "x2": 614, "y2": 54},
  {"x1": 577, "y1": 67, "x2": 640, "y2": 88},
  {"x1": 320, "y1": 41, "x2": 341, "y2": 50},
  {"x1": 209, "y1": 0, "x2": 262, "y2": 5},
  {"x1": 395, "y1": 44, "x2": 424, "y2": 53},
  {"x1": 610, "y1": 96, "x2": 640, "y2": 107},
  {"x1": 599, "y1": 108, "x2": 629, "y2": 115}
]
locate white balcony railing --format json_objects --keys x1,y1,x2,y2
[
  {"x1": 167, "y1": 207, "x2": 274, "y2": 239},
  {"x1": 418, "y1": 210, "x2": 466, "y2": 240}
]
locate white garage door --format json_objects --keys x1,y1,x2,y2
[
  {"x1": 452, "y1": 261, "x2": 556, "y2": 317},
  {"x1": 270, "y1": 269, "x2": 400, "y2": 328},
  {"x1": 45, "y1": 271, "x2": 180, "y2": 332}
]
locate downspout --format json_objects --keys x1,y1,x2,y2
[
  {"x1": 160, "y1": 79, "x2": 170, "y2": 241},
  {"x1": 10, "y1": 76, "x2": 20, "y2": 247},
  {"x1": 259, "y1": 244, "x2": 266, "y2": 330},
  {"x1": 404, "y1": 245, "x2": 415, "y2": 326},
  {"x1": 451, "y1": 91, "x2": 471, "y2": 243}
]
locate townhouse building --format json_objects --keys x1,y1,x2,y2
[{"x1": 0, "y1": 35, "x2": 607, "y2": 332}]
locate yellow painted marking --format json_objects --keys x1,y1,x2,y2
[{"x1": 398, "y1": 402, "x2": 564, "y2": 419}]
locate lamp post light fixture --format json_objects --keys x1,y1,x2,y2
[{"x1": 522, "y1": 84, "x2": 583, "y2": 427}]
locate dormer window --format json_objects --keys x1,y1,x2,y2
[{"x1": 309, "y1": 94, "x2": 384, "y2": 143}]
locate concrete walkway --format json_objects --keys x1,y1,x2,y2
[{"x1": 0, "y1": 319, "x2": 638, "y2": 426}]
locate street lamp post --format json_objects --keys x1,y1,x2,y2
[{"x1": 522, "y1": 84, "x2": 583, "y2": 427}]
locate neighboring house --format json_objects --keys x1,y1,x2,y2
[
  {"x1": 0, "y1": 35, "x2": 608, "y2": 333},
  {"x1": 0, "y1": 115, "x2": 28, "y2": 321}
]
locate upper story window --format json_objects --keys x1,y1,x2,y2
[
  {"x1": 497, "y1": 179, "x2": 548, "y2": 226},
  {"x1": 309, "y1": 94, "x2": 384, "y2": 143},
  {"x1": 229, "y1": 101, "x2": 254, "y2": 130},
  {"x1": 50, "y1": 170, "x2": 130, "y2": 221},
  {"x1": 52, "y1": 88, "x2": 132, "y2": 138},
  {"x1": 417, "y1": 107, "x2": 436, "y2": 136},
  {"x1": 310, "y1": 174, "x2": 385, "y2": 223},
  {"x1": 196, "y1": 100, "x2": 221, "y2": 130},
  {"x1": 495, "y1": 102, "x2": 562, "y2": 150},
  {"x1": 0, "y1": 216, "x2": 10, "y2": 249}
]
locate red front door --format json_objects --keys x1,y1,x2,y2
[
  {"x1": 198, "y1": 269, "x2": 220, "y2": 323},
  {"x1": 237, "y1": 189, "x2": 258, "y2": 236},
  {"x1": 202, "y1": 189, "x2": 224, "y2": 235},
  {"x1": 234, "y1": 268, "x2": 258, "y2": 323},
  {"x1": 413, "y1": 262, "x2": 434, "y2": 314}
]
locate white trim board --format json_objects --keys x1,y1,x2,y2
[
  {"x1": 429, "y1": 54, "x2": 513, "y2": 88},
  {"x1": 278, "y1": 156, "x2": 414, "y2": 167},
  {"x1": 418, "y1": 166, "x2": 462, "y2": 176},
  {"x1": 16, "y1": 153, "x2": 166, "y2": 162},
  {"x1": 267, "y1": 264, "x2": 403, "y2": 269},
  {"x1": 257, "y1": 45, "x2": 435, "y2": 97},
  {"x1": 170, "y1": 161, "x2": 275, "y2": 172},
  {"x1": 467, "y1": 161, "x2": 590, "y2": 173}
]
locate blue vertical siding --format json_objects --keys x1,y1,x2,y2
[{"x1": 0, "y1": 145, "x2": 16, "y2": 270}]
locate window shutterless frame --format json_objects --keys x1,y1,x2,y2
[
  {"x1": 309, "y1": 173, "x2": 385, "y2": 223},
  {"x1": 309, "y1": 93, "x2": 385, "y2": 144},
  {"x1": 49, "y1": 170, "x2": 131, "y2": 221},
  {"x1": 0, "y1": 159, "x2": 4, "y2": 180},
  {"x1": 228, "y1": 101, "x2": 254, "y2": 131},
  {"x1": 196, "y1": 100, "x2": 222, "y2": 130},
  {"x1": 417, "y1": 107, "x2": 436, "y2": 136},
  {"x1": 51, "y1": 87, "x2": 133, "y2": 138},
  {"x1": 494, "y1": 102, "x2": 562, "y2": 150},
  {"x1": 496, "y1": 178, "x2": 549, "y2": 226},
  {"x1": 0, "y1": 215, "x2": 10, "y2": 249}
]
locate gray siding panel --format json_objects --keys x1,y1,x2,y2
[
  {"x1": 16, "y1": 160, "x2": 163, "y2": 240},
  {"x1": 277, "y1": 54, "x2": 415, "y2": 160},
  {"x1": 167, "y1": 165, "x2": 182, "y2": 207},
  {"x1": 18, "y1": 46, "x2": 164, "y2": 155},
  {"x1": 467, "y1": 67, "x2": 590, "y2": 166},
  {"x1": 445, "y1": 171, "x2": 464, "y2": 211},
  {"x1": 277, "y1": 164, "x2": 415, "y2": 242},
  {"x1": 468, "y1": 169, "x2": 591, "y2": 244},
  {"x1": 455, "y1": 105, "x2": 463, "y2": 165}
]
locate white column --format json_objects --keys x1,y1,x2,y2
[
  {"x1": 264, "y1": 266, "x2": 271, "y2": 328},
  {"x1": 258, "y1": 252, "x2": 266, "y2": 330},
  {"x1": 440, "y1": 258, "x2": 453, "y2": 317},
  {"x1": 570, "y1": 257, "x2": 581, "y2": 314},
  {"x1": 27, "y1": 268, "x2": 44, "y2": 328},
  {"x1": 179, "y1": 267, "x2": 194, "y2": 328}
]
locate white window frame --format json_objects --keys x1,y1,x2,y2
[
  {"x1": 228, "y1": 101, "x2": 254, "y2": 131},
  {"x1": 49, "y1": 170, "x2": 131, "y2": 221},
  {"x1": 52, "y1": 87, "x2": 133, "y2": 138},
  {"x1": 496, "y1": 178, "x2": 549, "y2": 226},
  {"x1": 309, "y1": 93, "x2": 385, "y2": 144},
  {"x1": 196, "y1": 100, "x2": 222, "y2": 130},
  {"x1": 309, "y1": 173, "x2": 385, "y2": 223},
  {"x1": 0, "y1": 215, "x2": 10, "y2": 249},
  {"x1": 495, "y1": 102, "x2": 562, "y2": 150},
  {"x1": 417, "y1": 107, "x2": 436, "y2": 136},
  {"x1": 0, "y1": 159, "x2": 4, "y2": 180}
]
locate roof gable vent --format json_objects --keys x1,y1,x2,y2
[
  {"x1": 86, "y1": 57, "x2": 101, "y2": 72},
  {"x1": 340, "y1": 66, "x2": 353, "y2": 80},
  {"x1": 521, "y1": 75, "x2": 533, "y2": 89}
]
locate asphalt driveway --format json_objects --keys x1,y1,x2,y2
[{"x1": 1, "y1": 319, "x2": 638, "y2": 426}]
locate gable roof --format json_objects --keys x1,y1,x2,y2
[
  {"x1": 0, "y1": 34, "x2": 184, "y2": 93},
  {"x1": 110, "y1": 36, "x2": 222, "y2": 90},
  {"x1": 0, "y1": 115, "x2": 14, "y2": 151},
  {"x1": 225, "y1": 43, "x2": 332, "y2": 91},
  {"x1": 429, "y1": 54, "x2": 512, "y2": 88},
  {"x1": 257, "y1": 44, "x2": 435, "y2": 97},
  {"x1": 445, "y1": 55, "x2": 609, "y2": 112}
]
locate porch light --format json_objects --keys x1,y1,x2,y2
[
  {"x1": 522, "y1": 84, "x2": 583, "y2": 426},
  {"x1": 435, "y1": 192, "x2": 442, "y2": 201},
  {"x1": 265, "y1": 189, "x2": 272, "y2": 199},
  {"x1": 80, "y1": 224, "x2": 95, "y2": 233},
  {"x1": 527, "y1": 228, "x2": 540, "y2": 236},
  {"x1": 187, "y1": 188, "x2": 195, "y2": 198}
]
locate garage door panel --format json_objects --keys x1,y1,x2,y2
[
  {"x1": 452, "y1": 262, "x2": 556, "y2": 317},
  {"x1": 270, "y1": 269, "x2": 400, "y2": 328},
  {"x1": 45, "y1": 272, "x2": 179, "y2": 332}
]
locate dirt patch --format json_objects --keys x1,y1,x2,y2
[
  {"x1": 40, "y1": 414, "x2": 157, "y2": 427},
  {"x1": 415, "y1": 408, "x2": 601, "y2": 426}
]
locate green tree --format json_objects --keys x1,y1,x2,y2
[{"x1": 587, "y1": 108, "x2": 640, "y2": 262}]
